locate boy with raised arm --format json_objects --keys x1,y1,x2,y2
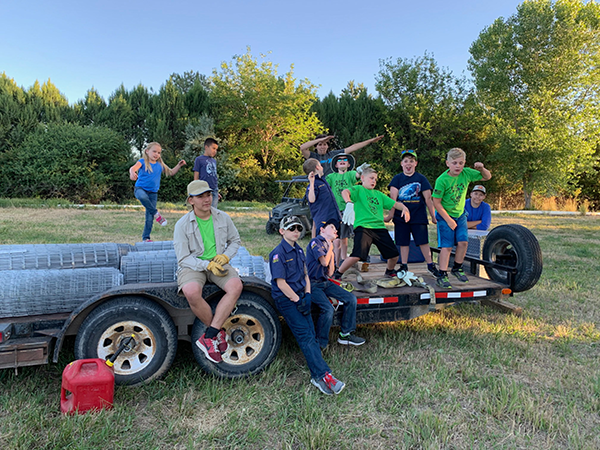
[
  {"x1": 432, "y1": 148, "x2": 492, "y2": 289},
  {"x1": 335, "y1": 167, "x2": 410, "y2": 279},
  {"x1": 300, "y1": 134, "x2": 383, "y2": 176}
]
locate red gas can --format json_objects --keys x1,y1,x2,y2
[{"x1": 60, "y1": 358, "x2": 114, "y2": 415}]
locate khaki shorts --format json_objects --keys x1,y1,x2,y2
[{"x1": 177, "y1": 264, "x2": 240, "y2": 292}]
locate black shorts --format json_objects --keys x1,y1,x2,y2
[
  {"x1": 394, "y1": 222, "x2": 429, "y2": 246},
  {"x1": 350, "y1": 227, "x2": 399, "y2": 261},
  {"x1": 339, "y1": 222, "x2": 354, "y2": 239}
]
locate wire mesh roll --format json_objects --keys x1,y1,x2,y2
[
  {"x1": 0, "y1": 243, "x2": 122, "y2": 271},
  {"x1": 121, "y1": 260, "x2": 178, "y2": 284},
  {"x1": 134, "y1": 241, "x2": 175, "y2": 252},
  {"x1": 0, "y1": 268, "x2": 123, "y2": 317},
  {"x1": 120, "y1": 250, "x2": 176, "y2": 270}
]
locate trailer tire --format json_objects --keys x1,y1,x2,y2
[
  {"x1": 482, "y1": 224, "x2": 542, "y2": 292},
  {"x1": 74, "y1": 297, "x2": 177, "y2": 386},
  {"x1": 191, "y1": 292, "x2": 281, "y2": 378},
  {"x1": 265, "y1": 221, "x2": 278, "y2": 235}
]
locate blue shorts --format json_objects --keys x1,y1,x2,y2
[{"x1": 436, "y1": 212, "x2": 468, "y2": 248}]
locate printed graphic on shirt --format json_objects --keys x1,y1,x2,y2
[
  {"x1": 206, "y1": 160, "x2": 216, "y2": 176},
  {"x1": 368, "y1": 193, "x2": 380, "y2": 215},
  {"x1": 448, "y1": 182, "x2": 469, "y2": 204},
  {"x1": 397, "y1": 182, "x2": 422, "y2": 203},
  {"x1": 272, "y1": 254, "x2": 279, "y2": 263}
]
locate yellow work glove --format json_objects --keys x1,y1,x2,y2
[
  {"x1": 212, "y1": 254, "x2": 229, "y2": 266},
  {"x1": 207, "y1": 261, "x2": 229, "y2": 277}
]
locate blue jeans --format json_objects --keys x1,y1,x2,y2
[
  {"x1": 311, "y1": 280, "x2": 358, "y2": 348},
  {"x1": 274, "y1": 296, "x2": 330, "y2": 380},
  {"x1": 134, "y1": 187, "x2": 158, "y2": 241},
  {"x1": 212, "y1": 189, "x2": 219, "y2": 209}
]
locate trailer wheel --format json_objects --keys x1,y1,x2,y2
[
  {"x1": 482, "y1": 224, "x2": 542, "y2": 292},
  {"x1": 74, "y1": 297, "x2": 177, "y2": 386},
  {"x1": 265, "y1": 221, "x2": 278, "y2": 235},
  {"x1": 191, "y1": 292, "x2": 281, "y2": 378}
]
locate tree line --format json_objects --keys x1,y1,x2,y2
[{"x1": 1, "y1": 0, "x2": 599, "y2": 209}]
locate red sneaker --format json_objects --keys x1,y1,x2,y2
[
  {"x1": 216, "y1": 329, "x2": 228, "y2": 353},
  {"x1": 154, "y1": 213, "x2": 167, "y2": 226},
  {"x1": 195, "y1": 333, "x2": 222, "y2": 363}
]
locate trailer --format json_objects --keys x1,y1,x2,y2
[{"x1": 0, "y1": 224, "x2": 542, "y2": 386}]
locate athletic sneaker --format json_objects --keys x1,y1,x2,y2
[
  {"x1": 154, "y1": 213, "x2": 167, "y2": 226},
  {"x1": 338, "y1": 333, "x2": 366, "y2": 346},
  {"x1": 436, "y1": 274, "x2": 452, "y2": 289},
  {"x1": 143, "y1": 238, "x2": 153, "y2": 242},
  {"x1": 332, "y1": 269, "x2": 343, "y2": 280},
  {"x1": 311, "y1": 377, "x2": 334, "y2": 395},
  {"x1": 216, "y1": 329, "x2": 228, "y2": 353},
  {"x1": 427, "y1": 263, "x2": 441, "y2": 278},
  {"x1": 399, "y1": 263, "x2": 409, "y2": 272},
  {"x1": 451, "y1": 268, "x2": 469, "y2": 283},
  {"x1": 196, "y1": 333, "x2": 222, "y2": 363},
  {"x1": 384, "y1": 269, "x2": 398, "y2": 278},
  {"x1": 322, "y1": 372, "x2": 345, "y2": 394}
]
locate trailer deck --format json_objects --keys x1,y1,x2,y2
[{"x1": 334, "y1": 259, "x2": 509, "y2": 324}]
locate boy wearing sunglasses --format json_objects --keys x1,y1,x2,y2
[
  {"x1": 385, "y1": 149, "x2": 441, "y2": 277},
  {"x1": 269, "y1": 215, "x2": 346, "y2": 395}
]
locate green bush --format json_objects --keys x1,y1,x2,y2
[{"x1": 0, "y1": 123, "x2": 131, "y2": 203}]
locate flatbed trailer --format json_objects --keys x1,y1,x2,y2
[{"x1": 0, "y1": 224, "x2": 541, "y2": 386}]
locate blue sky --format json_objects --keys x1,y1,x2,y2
[{"x1": 3, "y1": 0, "x2": 523, "y2": 104}]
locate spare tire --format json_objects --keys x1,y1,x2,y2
[{"x1": 482, "y1": 224, "x2": 542, "y2": 292}]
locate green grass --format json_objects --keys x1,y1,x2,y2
[{"x1": 1, "y1": 208, "x2": 600, "y2": 449}]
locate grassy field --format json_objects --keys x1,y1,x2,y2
[{"x1": 1, "y1": 204, "x2": 599, "y2": 449}]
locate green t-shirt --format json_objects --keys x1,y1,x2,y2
[
  {"x1": 195, "y1": 215, "x2": 217, "y2": 261},
  {"x1": 326, "y1": 170, "x2": 358, "y2": 210},
  {"x1": 432, "y1": 167, "x2": 482, "y2": 217},
  {"x1": 349, "y1": 185, "x2": 396, "y2": 229}
]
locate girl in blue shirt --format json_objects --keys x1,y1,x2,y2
[{"x1": 129, "y1": 142, "x2": 186, "y2": 241}]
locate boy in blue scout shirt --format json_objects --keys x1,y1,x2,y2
[
  {"x1": 307, "y1": 218, "x2": 365, "y2": 349},
  {"x1": 269, "y1": 215, "x2": 346, "y2": 395},
  {"x1": 303, "y1": 158, "x2": 342, "y2": 239}
]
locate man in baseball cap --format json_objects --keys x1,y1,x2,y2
[
  {"x1": 465, "y1": 185, "x2": 491, "y2": 230},
  {"x1": 174, "y1": 180, "x2": 243, "y2": 364}
]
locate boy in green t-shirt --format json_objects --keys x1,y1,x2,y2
[
  {"x1": 432, "y1": 147, "x2": 492, "y2": 289},
  {"x1": 334, "y1": 167, "x2": 410, "y2": 279},
  {"x1": 325, "y1": 153, "x2": 370, "y2": 266}
]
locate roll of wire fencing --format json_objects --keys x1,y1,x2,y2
[
  {"x1": 0, "y1": 243, "x2": 122, "y2": 270},
  {"x1": 120, "y1": 250, "x2": 178, "y2": 284},
  {"x1": 0, "y1": 268, "x2": 123, "y2": 317}
]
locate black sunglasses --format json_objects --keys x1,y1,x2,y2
[{"x1": 286, "y1": 225, "x2": 303, "y2": 232}]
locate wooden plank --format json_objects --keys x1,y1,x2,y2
[{"x1": 481, "y1": 298, "x2": 523, "y2": 315}]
